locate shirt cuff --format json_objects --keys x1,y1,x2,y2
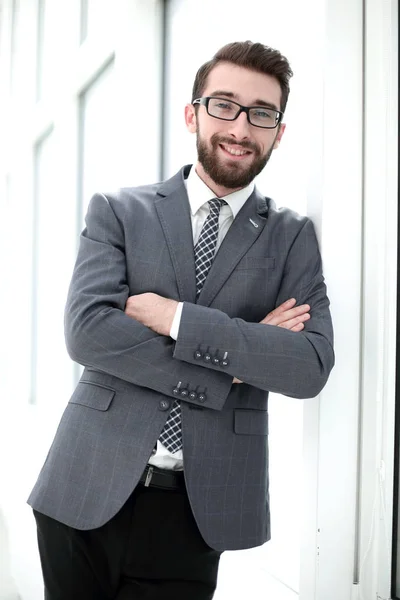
[{"x1": 170, "y1": 302, "x2": 183, "y2": 340}]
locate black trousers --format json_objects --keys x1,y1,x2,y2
[{"x1": 33, "y1": 482, "x2": 222, "y2": 600}]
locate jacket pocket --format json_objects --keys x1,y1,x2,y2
[
  {"x1": 235, "y1": 257, "x2": 275, "y2": 270},
  {"x1": 234, "y1": 409, "x2": 269, "y2": 435},
  {"x1": 68, "y1": 381, "x2": 115, "y2": 411}
]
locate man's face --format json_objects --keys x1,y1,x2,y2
[{"x1": 185, "y1": 62, "x2": 286, "y2": 195}]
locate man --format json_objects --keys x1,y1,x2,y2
[{"x1": 28, "y1": 41, "x2": 334, "y2": 599}]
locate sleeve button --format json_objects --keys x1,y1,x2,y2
[
  {"x1": 189, "y1": 391, "x2": 197, "y2": 400},
  {"x1": 194, "y1": 350, "x2": 203, "y2": 360},
  {"x1": 180, "y1": 389, "x2": 189, "y2": 398},
  {"x1": 198, "y1": 393, "x2": 207, "y2": 403},
  {"x1": 204, "y1": 353, "x2": 212, "y2": 362},
  {"x1": 221, "y1": 360, "x2": 229, "y2": 367},
  {"x1": 172, "y1": 387, "x2": 180, "y2": 395},
  {"x1": 212, "y1": 357, "x2": 220, "y2": 365}
]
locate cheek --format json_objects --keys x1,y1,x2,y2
[
  {"x1": 206, "y1": 129, "x2": 225, "y2": 148},
  {"x1": 260, "y1": 133, "x2": 278, "y2": 153},
  {"x1": 253, "y1": 137, "x2": 266, "y2": 155},
  {"x1": 197, "y1": 121, "x2": 216, "y2": 144}
]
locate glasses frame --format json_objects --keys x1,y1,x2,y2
[{"x1": 193, "y1": 96, "x2": 284, "y2": 130}]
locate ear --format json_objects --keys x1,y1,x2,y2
[
  {"x1": 273, "y1": 123, "x2": 286, "y2": 149},
  {"x1": 185, "y1": 103, "x2": 197, "y2": 133}
]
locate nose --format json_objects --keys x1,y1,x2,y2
[{"x1": 226, "y1": 110, "x2": 251, "y2": 140}]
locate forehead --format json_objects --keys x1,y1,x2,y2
[{"x1": 202, "y1": 62, "x2": 282, "y2": 109}]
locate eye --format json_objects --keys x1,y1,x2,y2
[
  {"x1": 253, "y1": 109, "x2": 273, "y2": 119},
  {"x1": 215, "y1": 101, "x2": 234, "y2": 111}
]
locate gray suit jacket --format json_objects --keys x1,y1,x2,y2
[{"x1": 28, "y1": 165, "x2": 334, "y2": 551}]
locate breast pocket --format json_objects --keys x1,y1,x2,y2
[
  {"x1": 68, "y1": 381, "x2": 115, "y2": 412},
  {"x1": 221, "y1": 256, "x2": 278, "y2": 321},
  {"x1": 234, "y1": 409, "x2": 269, "y2": 435},
  {"x1": 235, "y1": 257, "x2": 275, "y2": 270}
]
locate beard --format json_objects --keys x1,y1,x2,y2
[{"x1": 196, "y1": 130, "x2": 275, "y2": 190}]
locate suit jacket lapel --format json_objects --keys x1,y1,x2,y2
[
  {"x1": 155, "y1": 166, "x2": 270, "y2": 307},
  {"x1": 197, "y1": 188, "x2": 269, "y2": 307},
  {"x1": 155, "y1": 166, "x2": 197, "y2": 303}
]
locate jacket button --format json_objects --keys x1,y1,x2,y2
[
  {"x1": 194, "y1": 350, "x2": 202, "y2": 360},
  {"x1": 159, "y1": 399, "x2": 170, "y2": 411},
  {"x1": 180, "y1": 389, "x2": 189, "y2": 398},
  {"x1": 189, "y1": 391, "x2": 197, "y2": 400},
  {"x1": 212, "y1": 357, "x2": 220, "y2": 365},
  {"x1": 221, "y1": 359, "x2": 229, "y2": 367},
  {"x1": 198, "y1": 393, "x2": 207, "y2": 403},
  {"x1": 204, "y1": 353, "x2": 212, "y2": 362}
]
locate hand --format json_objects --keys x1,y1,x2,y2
[
  {"x1": 260, "y1": 297, "x2": 310, "y2": 332},
  {"x1": 233, "y1": 298, "x2": 310, "y2": 384},
  {"x1": 125, "y1": 293, "x2": 178, "y2": 336}
]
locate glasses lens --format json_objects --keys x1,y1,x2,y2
[
  {"x1": 207, "y1": 98, "x2": 240, "y2": 120},
  {"x1": 249, "y1": 107, "x2": 280, "y2": 128}
]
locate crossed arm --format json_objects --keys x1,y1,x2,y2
[
  {"x1": 124, "y1": 294, "x2": 311, "y2": 384},
  {"x1": 65, "y1": 192, "x2": 334, "y2": 408}
]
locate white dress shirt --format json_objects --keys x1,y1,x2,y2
[{"x1": 148, "y1": 166, "x2": 254, "y2": 471}]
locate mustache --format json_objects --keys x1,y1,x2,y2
[{"x1": 211, "y1": 134, "x2": 259, "y2": 154}]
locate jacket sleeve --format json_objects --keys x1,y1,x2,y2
[
  {"x1": 172, "y1": 219, "x2": 334, "y2": 399},
  {"x1": 64, "y1": 193, "x2": 233, "y2": 411}
]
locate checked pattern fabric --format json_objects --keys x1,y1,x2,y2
[
  {"x1": 194, "y1": 198, "x2": 227, "y2": 300},
  {"x1": 158, "y1": 198, "x2": 227, "y2": 453}
]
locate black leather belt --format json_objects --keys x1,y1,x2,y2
[{"x1": 139, "y1": 465, "x2": 184, "y2": 490}]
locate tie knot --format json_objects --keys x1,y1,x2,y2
[{"x1": 208, "y1": 198, "x2": 227, "y2": 214}]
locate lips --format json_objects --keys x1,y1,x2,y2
[{"x1": 219, "y1": 144, "x2": 252, "y2": 159}]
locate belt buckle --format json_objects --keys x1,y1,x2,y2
[{"x1": 144, "y1": 466, "x2": 154, "y2": 487}]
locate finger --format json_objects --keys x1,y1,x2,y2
[
  {"x1": 277, "y1": 313, "x2": 310, "y2": 330},
  {"x1": 262, "y1": 304, "x2": 310, "y2": 325},
  {"x1": 262, "y1": 298, "x2": 296, "y2": 323},
  {"x1": 290, "y1": 322, "x2": 305, "y2": 332},
  {"x1": 266, "y1": 298, "x2": 296, "y2": 320}
]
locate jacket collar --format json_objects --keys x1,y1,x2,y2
[{"x1": 155, "y1": 165, "x2": 270, "y2": 305}]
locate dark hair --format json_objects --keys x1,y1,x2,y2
[{"x1": 191, "y1": 41, "x2": 293, "y2": 113}]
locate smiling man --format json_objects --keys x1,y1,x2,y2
[
  {"x1": 191, "y1": 63, "x2": 284, "y2": 193},
  {"x1": 29, "y1": 42, "x2": 334, "y2": 600}
]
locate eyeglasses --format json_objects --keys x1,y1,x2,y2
[{"x1": 193, "y1": 96, "x2": 283, "y2": 129}]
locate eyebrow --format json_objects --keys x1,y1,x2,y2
[{"x1": 209, "y1": 90, "x2": 280, "y2": 112}]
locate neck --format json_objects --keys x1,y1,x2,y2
[{"x1": 194, "y1": 162, "x2": 245, "y2": 198}]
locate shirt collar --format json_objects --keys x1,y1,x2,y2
[{"x1": 185, "y1": 165, "x2": 255, "y2": 219}]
